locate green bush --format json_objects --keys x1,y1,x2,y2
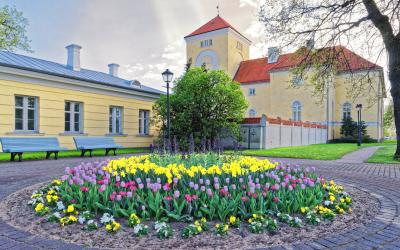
[{"x1": 337, "y1": 117, "x2": 374, "y2": 143}]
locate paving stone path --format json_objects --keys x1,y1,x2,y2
[
  {"x1": 335, "y1": 146, "x2": 383, "y2": 164},
  {"x1": 0, "y1": 152, "x2": 399, "y2": 249}
]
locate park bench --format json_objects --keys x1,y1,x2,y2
[
  {"x1": 0, "y1": 137, "x2": 67, "y2": 162},
  {"x1": 73, "y1": 137, "x2": 123, "y2": 157}
]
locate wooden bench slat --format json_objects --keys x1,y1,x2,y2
[
  {"x1": 73, "y1": 137, "x2": 123, "y2": 157},
  {"x1": 0, "y1": 137, "x2": 67, "y2": 162}
]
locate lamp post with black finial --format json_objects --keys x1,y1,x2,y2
[{"x1": 162, "y1": 69, "x2": 174, "y2": 146}]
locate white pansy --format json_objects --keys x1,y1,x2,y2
[
  {"x1": 56, "y1": 201, "x2": 65, "y2": 211},
  {"x1": 78, "y1": 216, "x2": 86, "y2": 224},
  {"x1": 133, "y1": 224, "x2": 141, "y2": 234},
  {"x1": 53, "y1": 212, "x2": 61, "y2": 218},
  {"x1": 100, "y1": 213, "x2": 114, "y2": 224},
  {"x1": 154, "y1": 221, "x2": 166, "y2": 232},
  {"x1": 294, "y1": 217, "x2": 302, "y2": 223}
]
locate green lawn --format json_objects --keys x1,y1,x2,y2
[
  {"x1": 238, "y1": 143, "x2": 363, "y2": 160},
  {"x1": 237, "y1": 141, "x2": 399, "y2": 162},
  {"x1": 367, "y1": 143, "x2": 400, "y2": 164},
  {"x1": 0, "y1": 148, "x2": 150, "y2": 162}
]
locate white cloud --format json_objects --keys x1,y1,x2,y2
[
  {"x1": 239, "y1": 0, "x2": 260, "y2": 8},
  {"x1": 120, "y1": 38, "x2": 186, "y2": 90},
  {"x1": 244, "y1": 20, "x2": 264, "y2": 40}
]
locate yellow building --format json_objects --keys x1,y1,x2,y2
[
  {"x1": 0, "y1": 44, "x2": 161, "y2": 150},
  {"x1": 185, "y1": 15, "x2": 385, "y2": 141}
]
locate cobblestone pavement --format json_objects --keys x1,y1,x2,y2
[
  {"x1": 335, "y1": 146, "x2": 382, "y2": 164},
  {"x1": 0, "y1": 153, "x2": 400, "y2": 249}
]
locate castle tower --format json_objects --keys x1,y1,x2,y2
[{"x1": 184, "y1": 15, "x2": 251, "y2": 78}]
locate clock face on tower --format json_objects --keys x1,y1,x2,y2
[{"x1": 195, "y1": 50, "x2": 219, "y2": 70}]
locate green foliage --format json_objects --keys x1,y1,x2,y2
[
  {"x1": 248, "y1": 214, "x2": 278, "y2": 234},
  {"x1": 182, "y1": 224, "x2": 199, "y2": 238},
  {"x1": 155, "y1": 221, "x2": 173, "y2": 239},
  {"x1": 340, "y1": 117, "x2": 359, "y2": 137},
  {"x1": 0, "y1": 5, "x2": 31, "y2": 51},
  {"x1": 215, "y1": 223, "x2": 229, "y2": 236},
  {"x1": 153, "y1": 68, "x2": 248, "y2": 148},
  {"x1": 384, "y1": 101, "x2": 394, "y2": 128},
  {"x1": 339, "y1": 116, "x2": 371, "y2": 142},
  {"x1": 384, "y1": 100, "x2": 395, "y2": 137},
  {"x1": 305, "y1": 211, "x2": 320, "y2": 225}
]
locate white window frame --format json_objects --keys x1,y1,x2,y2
[
  {"x1": 343, "y1": 102, "x2": 352, "y2": 119},
  {"x1": 65, "y1": 101, "x2": 83, "y2": 133},
  {"x1": 109, "y1": 106, "x2": 123, "y2": 134},
  {"x1": 249, "y1": 88, "x2": 256, "y2": 96},
  {"x1": 292, "y1": 101, "x2": 302, "y2": 121},
  {"x1": 139, "y1": 110, "x2": 150, "y2": 135},
  {"x1": 200, "y1": 39, "x2": 213, "y2": 48},
  {"x1": 15, "y1": 95, "x2": 38, "y2": 132},
  {"x1": 249, "y1": 109, "x2": 256, "y2": 117}
]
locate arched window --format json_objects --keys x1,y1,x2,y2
[
  {"x1": 343, "y1": 102, "x2": 352, "y2": 119},
  {"x1": 292, "y1": 101, "x2": 302, "y2": 121},
  {"x1": 249, "y1": 109, "x2": 256, "y2": 117}
]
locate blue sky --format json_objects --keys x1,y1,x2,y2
[
  {"x1": 2, "y1": 0, "x2": 266, "y2": 89},
  {"x1": 2, "y1": 0, "x2": 388, "y2": 91}
]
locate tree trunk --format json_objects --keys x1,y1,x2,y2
[
  {"x1": 392, "y1": 92, "x2": 400, "y2": 159},
  {"x1": 388, "y1": 42, "x2": 400, "y2": 159}
]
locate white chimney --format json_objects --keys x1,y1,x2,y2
[
  {"x1": 108, "y1": 63, "x2": 119, "y2": 77},
  {"x1": 66, "y1": 44, "x2": 82, "y2": 71},
  {"x1": 267, "y1": 47, "x2": 279, "y2": 64}
]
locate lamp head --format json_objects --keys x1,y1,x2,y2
[{"x1": 162, "y1": 69, "x2": 174, "y2": 83}]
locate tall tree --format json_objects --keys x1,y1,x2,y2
[
  {"x1": 152, "y1": 68, "x2": 248, "y2": 147},
  {"x1": 0, "y1": 5, "x2": 31, "y2": 51},
  {"x1": 259, "y1": 0, "x2": 400, "y2": 158}
]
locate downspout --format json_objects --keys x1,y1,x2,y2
[{"x1": 326, "y1": 79, "x2": 330, "y2": 142}]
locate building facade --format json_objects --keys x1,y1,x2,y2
[
  {"x1": 185, "y1": 15, "x2": 385, "y2": 141},
  {"x1": 0, "y1": 44, "x2": 161, "y2": 150}
]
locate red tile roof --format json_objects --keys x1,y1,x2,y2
[
  {"x1": 234, "y1": 46, "x2": 382, "y2": 84},
  {"x1": 242, "y1": 116, "x2": 327, "y2": 128},
  {"x1": 185, "y1": 15, "x2": 250, "y2": 41},
  {"x1": 242, "y1": 117, "x2": 262, "y2": 124}
]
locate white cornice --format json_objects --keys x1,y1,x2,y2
[{"x1": 0, "y1": 66, "x2": 161, "y2": 102}]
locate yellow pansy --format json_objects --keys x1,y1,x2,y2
[
  {"x1": 67, "y1": 205, "x2": 74, "y2": 213},
  {"x1": 229, "y1": 216, "x2": 237, "y2": 224},
  {"x1": 35, "y1": 203, "x2": 44, "y2": 212}
]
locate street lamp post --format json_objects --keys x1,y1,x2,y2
[
  {"x1": 356, "y1": 104, "x2": 363, "y2": 146},
  {"x1": 162, "y1": 69, "x2": 174, "y2": 144}
]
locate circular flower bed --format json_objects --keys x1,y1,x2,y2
[{"x1": 28, "y1": 154, "x2": 353, "y2": 239}]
